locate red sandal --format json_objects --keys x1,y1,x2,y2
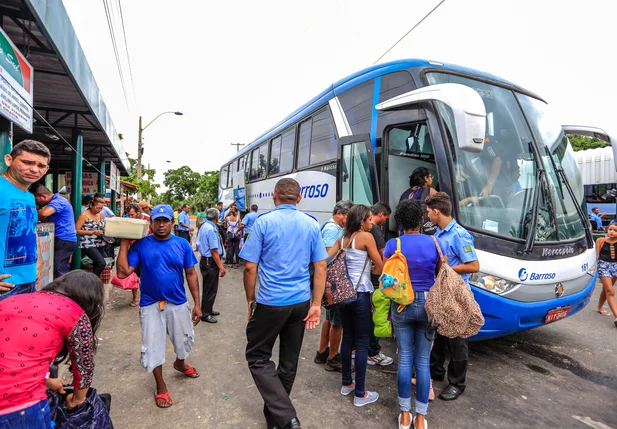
[
  {"x1": 154, "y1": 391, "x2": 173, "y2": 408},
  {"x1": 174, "y1": 363, "x2": 200, "y2": 378}
]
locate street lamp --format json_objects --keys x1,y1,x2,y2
[{"x1": 136, "y1": 111, "x2": 183, "y2": 198}]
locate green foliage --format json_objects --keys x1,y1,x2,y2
[
  {"x1": 120, "y1": 152, "x2": 160, "y2": 201},
  {"x1": 163, "y1": 166, "x2": 201, "y2": 201},
  {"x1": 569, "y1": 134, "x2": 609, "y2": 151}
]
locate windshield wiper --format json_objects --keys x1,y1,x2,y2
[
  {"x1": 524, "y1": 167, "x2": 544, "y2": 253},
  {"x1": 554, "y1": 165, "x2": 594, "y2": 248}
]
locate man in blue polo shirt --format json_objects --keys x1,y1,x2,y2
[
  {"x1": 426, "y1": 192, "x2": 480, "y2": 402},
  {"x1": 196, "y1": 207, "x2": 226, "y2": 323},
  {"x1": 0, "y1": 140, "x2": 49, "y2": 301},
  {"x1": 590, "y1": 207, "x2": 605, "y2": 230},
  {"x1": 116, "y1": 204, "x2": 201, "y2": 409},
  {"x1": 31, "y1": 183, "x2": 77, "y2": 279},
  {"x1": 177, "y1": 203, "x2": 193, "y2": 243},
  {"x1": 240, "y1": 178, "x2": 327, "y2": 429},
  {"x1": 237, "y1": 204, "x2": 258, "y2": 238}
]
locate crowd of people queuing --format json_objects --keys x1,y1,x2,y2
[{"x1": 0, "y1": 140, "x2": 615, "y2": 429}]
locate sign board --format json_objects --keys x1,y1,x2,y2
[
  {"x1": 65, "y1": 171, "x2": 99, "y2": 194},
  {"x1": 35, "y1": 223, "x2": 55, "y2": 290},
  {"x1": 109, "y1": 161, "x2": 120, "y2": 193},
  {"x1": 0, "y1": 26, "x2": 33, "y2": 133},
  {"x1": 233, "y1": 188, "x2": 246, "y2": 211}
]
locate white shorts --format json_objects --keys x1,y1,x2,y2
[{"x1": 139, "y1": 301, "x2": 195, "y2": 373}]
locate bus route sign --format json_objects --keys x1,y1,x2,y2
[{"x1": 0, "y1": 26, "x2": 33, "y2": 133}]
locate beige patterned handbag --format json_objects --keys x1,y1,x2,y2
[{"x1": 425, "y1": 236, "x2": 484, "y2": 339}]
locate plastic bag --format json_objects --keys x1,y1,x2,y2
[{"x1": 110, "y1": 272, "x2": 139, "y2": 290}]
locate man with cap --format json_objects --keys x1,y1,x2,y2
[
  {"x1": 116, "y1": 204, "x2": 202, "y2": 409},
  {"x1": 138, "y1": 200, "x2": 153, "y2": 219},
  {"x1": 240, "y1": 178, "x2": 327, "y2": 429}
]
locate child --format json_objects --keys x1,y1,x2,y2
[{"x1": 595, "y1": 223, "x2": 617, "y2": 328}]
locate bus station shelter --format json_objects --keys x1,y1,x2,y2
[{"x1": 0, "y1": 0, "x2": 130, "y2": 268}]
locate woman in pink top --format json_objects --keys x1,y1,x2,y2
[{"x1": 0, "y1": 271, "x2": 104, "y2": 428}]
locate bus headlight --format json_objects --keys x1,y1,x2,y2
[{"x1": 470, "y1": 272, "x2": 519, "y2": 295}]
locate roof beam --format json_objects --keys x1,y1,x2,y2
[{"x1": 8, "y1": 15, "x2": 49, "y2": 51}]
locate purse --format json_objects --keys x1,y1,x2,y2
[
  {"x1": 322, "y1": 234, "x2": 370, "y2": 309},
  {"x1": 425, "y1": 236, "x2": 484, "y2": 339}
]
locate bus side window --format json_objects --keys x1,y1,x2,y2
[
  {"x1": 250, "y1": 145, "x2": 267, "y2": 181},
  {"x1": 220, "y1": 164, "x2": 229, "y2": 189}
]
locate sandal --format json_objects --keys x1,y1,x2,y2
[
  {"x1": 154, "y1": 391, "x2": 173, "y2": 408},
  {"x1": 597, "y1": 308, "x2": 610, "y2": 316},
  {"x1": 130, "y1": 300, "x2": 139, "y2": 307},
  {"x1": 174, "y1": 363, "x2": 200, "y2": 378}
]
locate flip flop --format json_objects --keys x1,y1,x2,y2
[
  {"x1": 597, "y1": 308, "x2": 610, "y2": 316},
  {"x1": 174, "y1": 363, "x2": 200, "y2": 378},
  {"x1": 154, "y1": 391, "x2": 173, "y2": 408},
  {"x1": 130, "y1": 301, "x2": 139, "y2": 307}
]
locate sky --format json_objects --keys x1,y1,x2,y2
[{"x1": 62, "y1": 0, "x2": 616, "y2": 185}]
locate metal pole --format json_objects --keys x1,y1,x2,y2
[
  {"x1": 98, "y1": 159, "x2": 106, "y2": 194},
  {"x1": 136, "y1": 115, "x2": 143, "y2": 200},
  {"x1": 51, "y1": 166, "x2": 59, "y2": 193},
  {"x1": 70, "y1": 129, "x2": 83, "y2": 270},
  {"x1": 0, "y1": 117, "x2": 13, "y2": 175},
  {"x1": 231, "y1": 142, "x2": 245, "y2": 152}
]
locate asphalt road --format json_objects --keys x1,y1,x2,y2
[{"x1": 91, "y1": 262, "x2": 617, "y2": 429}]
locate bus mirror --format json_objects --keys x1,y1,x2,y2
[{"x1": 376, "y1": 83, "x2": 486, "y2": 153}]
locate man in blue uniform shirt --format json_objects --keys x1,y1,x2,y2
[
  {"x1": 31, "y1": 183, "x2": 77, "y2": 279},
  {"x1": 426, "y1": 192, "x2": 480, "y2": 401},
  {"x1": 0, "y1": 140, "x2": 49, "y2": 301},
  {"x1": 237, "y1": 204, "x2": 258, "y2": 238},
  {"x1": 590, "y1": 207, "x2": 605, "y2": 230},
  {"x1": 177, "y1": 203, "x2": 194, "y2": 242},
  {"x1": 117, "y1": 204, "x2": 202, "y2": 409},
  {"x1": 196, "y1": 207, "x2": 226, "y2": 323},
  {"x1": 240, "y1": 178, "x2": 327, "y2": 429}
]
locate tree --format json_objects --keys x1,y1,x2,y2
[
  {"x1": 163, "y1": 166, "x2": 201, "y2": 201},
  {"x1": 569, "y1": 134, "x2": 609, "y2": 151},
  {"x1": 120, "y1": 152, "x2": 160, "y2": 200},
  {"x1": 192, "y1": 171, "x2": 220, "y2": 209}
]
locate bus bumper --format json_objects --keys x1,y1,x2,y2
[{"x1": 469, "y1": 273, "x2": 598, "y2": 341}]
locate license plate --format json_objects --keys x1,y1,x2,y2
[{"x1": 544, "y1": 306, "x2": 571, "y2": 323}]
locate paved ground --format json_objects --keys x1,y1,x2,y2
[{"x1": 90, "y1": 261, "x2": 617, "y2": 429}]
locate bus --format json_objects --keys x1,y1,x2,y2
[{"x1": 219, "y1": 59, "x2": 601, "y2": 341}]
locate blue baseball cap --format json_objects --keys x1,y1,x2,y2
[{"x1": 151, "y1": 204, "x2": 174, "y2": 220}]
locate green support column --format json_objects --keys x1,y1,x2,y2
[
  {"x1": 98, "y1": 159, "x2": 106, "y2": 194},
  {"x1": 70, "y1": 129, "x2": 83, "y2": 270},
  {"x1": 52, "y1": 167, "x2": 59, "y2": 193},
  {"x1": 0, "y1": 117, "x2": 13, "y2": 175},
  {"x1": 110, "y1": 190, "x2": 117, "y2": 214}
]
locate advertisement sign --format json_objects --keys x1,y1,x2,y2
[
  {"x1": 0, "y1": 26, "x2": 33, "y2": 133},
  {"x1": 65, "y1": 171, "x2": 99, "y2": 194},
  {"x1": 35, "y1": 223, "x2": 55, "y2": 290},
  {"x1": 233, "y1": 188, "x2": 246, "y2": 211},
  {"x1": 109, "y1": 161, "x2": 120, "y2": 193}
]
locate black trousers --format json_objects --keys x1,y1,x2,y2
[
  {"x1": 177, "y1": 230, "x2": 191, "y2": 243},
  {"x1": 226, "y1": 236, "x2": 240, "y2": 264},
  {"x1": 200, "y1": 257, "x2": 219, "y2": 316},
  {"x1": 82, "y1": 247, "x2": 107, "y2": 277},
  {"x1": 246, "y1": 300, "x2": 309, "y2": 427},
  {"x1": 54, "y1": 238, "x2": 76, "y2": 279},
  {"x1": 430, "y1": 334, "x2": 468, "y2": 390}
]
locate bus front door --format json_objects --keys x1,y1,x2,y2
[{"x1": 337, "y1": 134, "x2": 380, "y2": 206}]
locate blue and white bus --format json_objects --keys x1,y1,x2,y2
[{"x1": 219, "y1": 59, "x2": 599, "y2": 340}]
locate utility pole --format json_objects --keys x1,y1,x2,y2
[
  {"x1": 136, "y1": 116, "x2": 143, "y2": 199},
  {"x1": 231, "y1": 142, "x2": 245, "y2": 152}
]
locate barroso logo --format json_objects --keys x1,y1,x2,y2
[{"x1": 518, "y1": 268, "x2": 528, "y2": 282}]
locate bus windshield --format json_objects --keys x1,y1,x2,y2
[{"x1": 426, "y1": 72, "x2": 586, "y2": 242}]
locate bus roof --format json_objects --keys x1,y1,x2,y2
[{"x1": 234, "y1": 59, "x2": 524, "y2": 159}]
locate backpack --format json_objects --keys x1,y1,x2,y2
[
  {"x1": 425, "y1": 236, "x2": 484, "y2": 338},
  {"x1": 372, "y1": 288, "x2": 392, "y2": 337},
  {"x1": 379, "y1": 237, "x2": 414, "y2": 312},
  {"x1": 413, "y1": 187, "x2": 437, "y2": 235},
  {"x1": 322, "y1": 234, "x2": 369, "y2": 309}
]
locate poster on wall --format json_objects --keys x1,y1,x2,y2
[
  {"x1": 35, "y1": 223, "x2": 54, "y2": 290},
  {"x1": 109, "y1": 161, "x2": 120, "y2": 193},
  {"x1": 65, "y1": 171, "x2": 99, "y2": 194},
  {"x1": 0, "y1": 26, "x2": 33, "y2": 133}
]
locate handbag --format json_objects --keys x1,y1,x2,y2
[
  {"x1": 110, "y1": 272, "x2": 140, "y2": 290},
  {"x1": 424, "y1": 236, "x2": 484, "y2": 339},
  {"x1": 322, "y1": 234, "x2": 370, "y2": 309},
  {"x1": 48, "y1": 387, "x2": 113, "y2": 429}
]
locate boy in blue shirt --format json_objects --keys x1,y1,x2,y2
[{"x1": 426, "y1": 192, "x2": 479, "y2": 401}]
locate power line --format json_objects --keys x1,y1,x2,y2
[
  {"x1": 117, "y1": 0, "x2": 138, "y2": 106},
  {"x1": 102, "y1": 0, "x2": 130, "y2": 110},
  {"x1": 372, "y1": 0, "x2": 448, "y2": 65}
]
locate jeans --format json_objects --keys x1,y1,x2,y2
[
  {"x1": 54, "y1": 238, "x2": 77, "y2": 279},
  {"x1": 0, "y1": 282, "x2": 35, "y2": 302},
  {"x1": 0, "y1": 400, "x2": 51, "y2": 429},
  {"x1": 392, "y1": 292, "x2": 432, "y2": 416},
  {"x1": 341, "y1": 292, "x2": 372, "y2": 398},
  {"x1": 226, "y1": 235, "x2": 240, "y2": 265},
  {"x1": 82, "y1": 246, "x2": 107, "y2": 277}
]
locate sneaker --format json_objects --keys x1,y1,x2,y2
[
  {"x1": 340, "y1": 383, "x2": 355, "y2": 396},
  {"x1": 325, "y1": 354, "x2": 342, "y2": 372},
  {"x1": 367, "y1": 352, "x2": 393, "y2": 366},
  {"x1": 354, "y1": 391, "x2": 379, "y2": 407},
  {"x1": 314, "y1": 347, "x2": 329, "y2": 365}
]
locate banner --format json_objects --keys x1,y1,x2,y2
[
  {"x1": 65, "y1": 171, "x2": 99, "y2": 194},
  {"x1": 0, "y1": 26, "x2": 33, "y2": 133},
  {"x1": 109, "y1": 161, "x2": 120, "y2": 193}
]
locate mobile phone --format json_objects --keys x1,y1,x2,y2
[{"x1": 251, "y1": 301, "x2": 257, "y2": 316}]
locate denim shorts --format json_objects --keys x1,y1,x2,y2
[
  {"x1": 598, "y1": 260, "x2": 617, "y2": 278},
  {"x1": 0, "y1": 400, "x2": 51, "y2": 428},
  {"x1": 326, "y1": 306, "x2": 342, "y2": 327},
  {"x1": 0, "y1": 282, "x2": 36, "y2": 303}
]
